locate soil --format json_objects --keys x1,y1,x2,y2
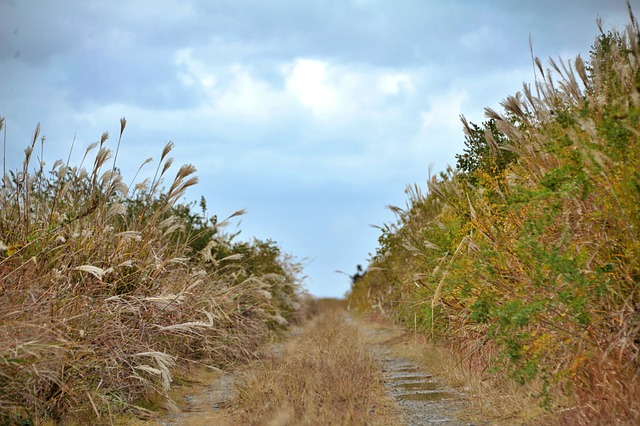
[{"x1": 157, "y1": 371, "x2": 235, "y2": 426}]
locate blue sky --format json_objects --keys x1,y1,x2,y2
[{"x1": 0, "y1": 0, "x2": 632, "y2": 297}]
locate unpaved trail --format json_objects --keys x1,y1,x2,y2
[
  {"x1": 157, "y1": 371, "x2": 235, "y2": 426},
  {"x1": 355, "y1": 316, "x2": 474, "y2": 426},
  {"x1": 154, "y1": 322, "x2": 309, "y2": 426},
  {"x1": 150, "y1": 309, "x2": 479, "y2": 425}
]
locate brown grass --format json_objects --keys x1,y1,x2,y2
[
  {"x1": 231, "y1": 309, "x2": 400, "y2": 426},
  {"x1": 359, "y1": 312, "x2": 550, "y2": 425},
  {"x1": 0, "y1": 120, "x2": 304, "y2": 424}
]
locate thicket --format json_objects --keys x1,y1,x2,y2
[
  {"x1": 349, "y1": 10, "x2": 640, "y2": 424},
  {"x1": 0, "y1": 119, "x2": 305, "y2": 424}
]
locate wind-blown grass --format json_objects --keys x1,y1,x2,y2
[
  {"x1": 349, "y1": 5, "x2": 640, "y2": 424},
  {"x1": 0, "y1": 118, "x2": 305, "y2": 424}
]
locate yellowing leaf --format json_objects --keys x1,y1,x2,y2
[{"x1": 7, "y1": 244, "x2": 23, "y2": 257}]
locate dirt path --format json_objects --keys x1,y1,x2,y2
[
  {"x1": 148, "y1": 308, "x2": 478, "y2": 425},
  {"x1": 156, "y1": 371, "x2": 235, "y2": 426},
  {"x1": 354, "y1": 316, "x2": 473, "y2": 426}
]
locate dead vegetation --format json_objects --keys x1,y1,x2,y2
[
  {"x1": 231, "y1": 307, "x2": 400, "y2": 425},
  {"x1": 0, "y1": 118, "x2": 305, "y2": 425}
]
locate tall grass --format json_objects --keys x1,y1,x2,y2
[
  {"x1": 350, "y1": 5, "x2": 640, "y2": 424},
  {"x1": 0, "y1": 119, "x2": 304, "y2": 424}
]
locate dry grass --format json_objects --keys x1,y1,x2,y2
[
  {"x1": 231, "y1": 310, "x2": 400, "y2": 426},
  {"x1": 349, "y1": 4, "x2": 640, "y2": 425},
  {"x1": 360, "y1": 313, "x2": 550, "y2": 425},
  {"x1": 0, "y1": 119, "x2": 304, "y2": 424}
]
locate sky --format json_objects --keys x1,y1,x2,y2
[{"x1": 0, "y1": 1, "x2": 632, "y2": 297}]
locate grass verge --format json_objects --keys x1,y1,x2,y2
[
  {"x1": 359, "y1": 312, "x2": 550, "y2": 425},
  {"x1": 0, "y1": 119, "x2": 304, "y2": 424},
  {"x1": 348, "y1": 5, "x2": 640, "y2": 424}
]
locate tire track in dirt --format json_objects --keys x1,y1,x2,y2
[
  {"x1": 153, "y1": 322, "x2": 310, "y2": 426},
  {"x1": 157, "y1": 372, "x2": 235, "y2": 426}
]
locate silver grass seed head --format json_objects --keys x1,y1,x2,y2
[
  {"x1": 84, "y1": 141, "x2": 99, "y2": 157},
  {"x1": 161, "y1": 158, "x2": 174, "y2": 176},
  {"x1": 161, "y1": 141, "x2": 174, "y2": 161},
  {"x1": 52, "y1": 159, "x2": 64, "y2": 170},
  {"x1": 181, "y1": 176, "x2": 199, "y2": 190},
  {"x1": 32, "y1": 123, "x2": 41, "y2": 145},
  {"x1": 459, "y1": 115, "x2": 473, "y2": 137},
  {"x1": 535, "y1": 57, "x2": 545, "y2": 78},
  {"x1": 500, "y1": 95, "x2": 526, "y2": 119},
  {"x1": 94, "y1": 148, "x2": 112, "y2": 169},
  {"x1": 484, "y1": 127, "x2": 499, "y2": 156},
  {"x1": 176, "y1": 164, "x2": 196, "y2": 180},
  {"x1": 228, "y1": 209, "x2": 247, "y2": 219},
  {"x1": 135, "y1": 180, "x2": 149, "y2": 192},
  {"x1": 484, "y1": 107, "x2": 503, "y2": 122}
]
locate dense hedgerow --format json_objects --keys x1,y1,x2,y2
[
  {"x1": 349, "y1": 8, "x2": 640, "y2": 424},
  {"x1": 0, "y1": 119, "x2": 305, "y2": 424}
]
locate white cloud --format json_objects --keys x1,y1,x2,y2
[
  {"x1": 285, "y1": 59, "x2": 340, "y2": 115},
  {"x1": 175, "y1": 50, "x2": 292, "y2": 120},
  {"x1": 283, "y1": 58, "x2": 420, "y2": 120},
  {"x1": 215, "y1": 65, "x2": 289, "y2": 119},
  {"x1": 175, "y1": 49, "x2": 217, "y2": 89},
  {"x1": 175, "y1": 50, "x2": 423, "y2": 128}
]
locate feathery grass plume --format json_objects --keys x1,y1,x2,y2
[
  {"x1": 349, "y1": 4, "x2": 640, "y2": 424},
  {"x1": 148, "y1": 141, "x2": 175, "y2": 197},
  {"x1": 161, "y1": 157, "x2": 174, "y2": 176},
  {"x1": 133, "y1": 351, "x2": 175, "y2": 393},
  {"x1": 75, "y1": 264, "x2": 114, "y2": 280},
  {"x1": 0, "y1": 119, "x2": 305, "y2": 425}
]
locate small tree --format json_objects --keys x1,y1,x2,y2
[{"x1": 455, "y1": 118, "x2": 517, "y2": 183}]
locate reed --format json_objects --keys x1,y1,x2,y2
[
  {"x1": 349, "y1": 4, "x2": 640, "y2": 424},
  {"x1": 0, "y1": 120, "x2": 304, "y2": 424}
]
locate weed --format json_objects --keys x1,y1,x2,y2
[{"x1": 232, "y1": 311, "x2": 399, "y2": 425}]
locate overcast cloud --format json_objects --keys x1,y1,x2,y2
[{"x1": 0, "y1": 0, "x2": 632, "y2": 297}]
